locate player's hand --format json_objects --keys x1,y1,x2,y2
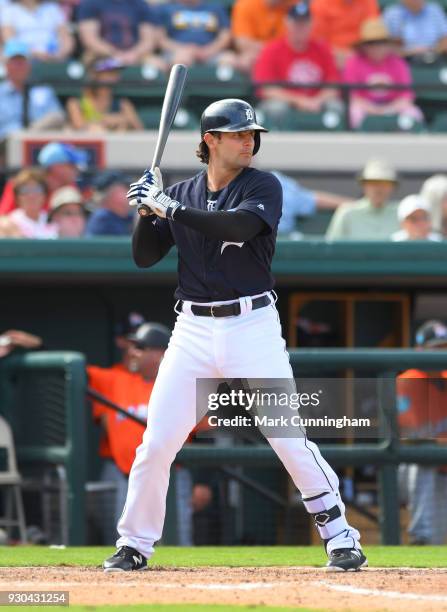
[
  {"x1": 127, "y1": 167, "x2": 163, "y2": 207},
  {"x1": 126, "y1": 182, "x2": 182, "y2": 219}
]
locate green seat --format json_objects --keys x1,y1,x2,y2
[
  {"x1": 380, "y1": 0, "x2": 447, "y2": 7},
  {"x1": 139, "y1": 106, "x2": 199, "y2": 130},
  {"x1": 116, "y1": 65, "x2": 167, "y2": 100},
  {"x1": 358, "y1": 113, "x2": 425, "y2": 133},
  {"x1": 30, "y1": 60, "x2": 84, "y2": 97},
  {"x1": 258, "y1": 107, "x2": 346, "y2": 132},
  {"x1": 430, "y1": 111, "x2": 447, "y2": 131},
  {"x1": 185, "y1": 64, "x2": 251, "y2": 101},
  {"x1": 411, "y1": 64, "x2": 447, "y2": 103}
]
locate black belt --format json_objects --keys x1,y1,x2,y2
[{"x1": 184, "y1": 294, "x2": 271, "y2": 318}]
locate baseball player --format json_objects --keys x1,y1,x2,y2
[{"x1": 103, "y1": 98, "x2": 367, "y2": 572}]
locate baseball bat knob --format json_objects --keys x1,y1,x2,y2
[{"x1": 138, "y1": 204, "x2": 153, "y2": 217}]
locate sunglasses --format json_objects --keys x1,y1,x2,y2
[{"x1": 17, "y1": 185, "x2": 45, "y2": 196}]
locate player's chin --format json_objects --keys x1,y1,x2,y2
[{"x1": 238, "y1": 153, "x2": 253, "y2": 167}]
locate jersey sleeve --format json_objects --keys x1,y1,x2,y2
[{"x1": 233, "y1": 172, "x2": 282, "y2": 232}]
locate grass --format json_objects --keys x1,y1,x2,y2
[{"x1": 0, "y1": 545, "x2": 446, "y2": 568}]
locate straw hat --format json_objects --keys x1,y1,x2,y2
[
  {"x1": 355, "y1": 18, "x2": 394, "y2": 46},
  {"x1": 358, "y1": 159, "x2": 398, "y2": 183}
]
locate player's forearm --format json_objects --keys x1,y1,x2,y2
[
  {"x1": 174, "y1": 208, "x2": 265, "y2": 241},
  {"x1": 132, "y1": 217, "x2": 167, "y2": 267}
]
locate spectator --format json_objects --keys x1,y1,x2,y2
[
  {"x1": 228, "y1": 0, "x2": 296, "y2": 73},
  {"x1": 392, "y1": 194, "x2": 442, "y2": 241},
  {"x1": 343, "y1": 18, "x2": 424, "y2": 130},
  {"x1": 85, "y1": 171, "x2": 134, "y2": 236},
  {"x1": 78, "y1": 0, "x2": 160, "y2": 66},
  {"x1": 8, "y1": 168, "x2": 58, "y2": 239},
  {"x1": 420, "y1": 174, "x2": 447, "y2": 235},
  {"x1": 0, "y1": 40, "x2": 65, "y2": 140},
  {"x1": 253, "y1": 2, "x2": 340, "y2": 121},
  {"x1": 48, "y1": 186, "x2": 87, "y2": 238},
  {"x1": 397, "y1": 320, "x2": 447, "y2": 545},
  {"x1": 0, "y1": 142, "x2": 87, "y2": 215},
  {"x1": 311, "y1": 0, "x2": 379, "y2": 69},
  {"x1": 157, "y1": 0, "x2": 231, "y2": 68},
  {"x1": 1, "y1": 0, "x2": 74, "y2": 62},
  {"x1": 66, "y1": 57, "x2": 143, "y2": 131},
  {"x1": 325, "y1": 158, "x2": 400, "y2": 240},
  {"x1": 0, "y1": 216, "x2": 24, "y2": 238},
  {"x1": 384, "y1": 0, "x2": 447, "y2": 61},
  {"x1": 272, "y1": 170, "x2": 353, "y2": 236},
  {"x1": 0, "y1": 329, "x2": 42, "y2": 358}
]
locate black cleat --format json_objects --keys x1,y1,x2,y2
[
  {"x1": 326, "y1": 548, "x2": 368, "y2": 572},
  {"x1": 103, "y1": 546, "x2": 148, "y2": 572}
]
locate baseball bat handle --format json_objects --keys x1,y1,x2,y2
[{"x1": 137, "y1": 64, "x2": 188, "y2": 217}]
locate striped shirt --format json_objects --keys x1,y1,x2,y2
[{"x1": 383, "y1": 2, "x2": 447, "y2": 52}]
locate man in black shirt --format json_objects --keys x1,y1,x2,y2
[{"x1": 103, "y1": 98, "x2": 367, "y2": 573}]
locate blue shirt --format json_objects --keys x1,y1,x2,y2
[
  {"x1": 272, "y1": 171, "x2": 316, "y2": 234},
  {"x1": 0, "y1": 81, "x2": 62, "y2": 138},
  {"x1": 78, "y1": 0, "x2": 158, "y2": 49},
  {"x1": 384, "y1": 2, "x2": 447, "y2": 52},
  {"x1": 159, "y1": 2, "x2": 229, "y2": 45},
  {"x1": 151, "y1": 167, "x2": 282, "y2": 301},
  {"x1": 85, "y1": 209, "x2": 134, "y2": 236}
]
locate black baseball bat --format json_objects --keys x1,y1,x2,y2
[{"x1": 138, "y1": 64, "x2": 188, "y2": 217}]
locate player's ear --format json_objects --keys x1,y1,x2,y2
[{"x1": 203, "y1": 132, "x2": 216, "y2": 150}]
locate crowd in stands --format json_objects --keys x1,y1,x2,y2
[{"x1": 0, "y1": 0, "x2": 444, "y2": 133}]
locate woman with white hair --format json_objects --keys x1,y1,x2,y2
[{"x1": 420, "y1": 174, "x2": 447, "y2": 236}]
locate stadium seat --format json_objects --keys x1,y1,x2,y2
[
  {"x1": 30, "y1": 60, "x2": 84, "y2": 96},
  {"x1": 429, "y1": 111, "x2": 447, "y2": 132},
  {"x1": 139, "y1": 106, "x2": 199, "y2": 130},
  {"x1": 116, "y1": 65, "x2": 167, "y2": 100},
  {"x1": 358, "y1": 114, "x2": 425, "y2": 133},
  {"x1": 185, "y1": 64, "x2": 252, "y2": 102},
  {"x1": 411, "y1": 64, "x2": 447, "y2": 103},
  {"x1": 257, "y1": 107, "x2": 346, "y2": 132}
]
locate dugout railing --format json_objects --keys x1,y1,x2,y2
[
  {"x1": 1, "y1": 349, "x2": 447, "y2": 545},
  {"x1": 0, "y1": 351, "x2": 87, "y2": 545}
]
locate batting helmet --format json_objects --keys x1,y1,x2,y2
[
  {"x1": 126, "y1": 322, "x2": 171, "y2": 350},
  {"x1": 200, "y1": 99, "x2": 267, "y2": 155}
]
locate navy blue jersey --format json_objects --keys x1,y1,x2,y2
[{"x1": 151, "y1": 167, "x2": 282, "y2": 302}]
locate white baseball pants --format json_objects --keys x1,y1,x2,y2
[{"x1": 117, "y1": 293, "x2": 361, "y2": 557}]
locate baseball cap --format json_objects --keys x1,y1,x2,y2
[
  {"x1": 4, "y1": 39, "x2": 30, "y2": 59},
  {"x1": 358, "y1": 159, "x2": 398, "y2": 183},
  {"x1": 115, "y1": 311, "x2": 146, "y2": 337},
  {"x1": 288, "y1": 1, "x2": 311, "y2": 19},
  {"x1": 37, "y1": 142, "x2": 88, "y2": 169},
  {"x1": 127, "y1": 322, "x2": 171, "y2": 350},
  {"x1": 415, "y1": 320, "x2": 447, "y2": 348},
  {"x1": 397, "y1": 194, "x2": 430, "y2": 223},
  {"x1": 48, "y1": 186, "x2": 84, "y2": 217}
]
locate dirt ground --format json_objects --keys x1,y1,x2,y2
[{"x1": 1, "y1": 567, "x2": 446, "y2": 611}]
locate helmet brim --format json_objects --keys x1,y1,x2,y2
[{"x1": 203, "y1": 122, "x2": 268, "y2": 136}]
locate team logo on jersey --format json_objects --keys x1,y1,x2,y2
[
  {"x1": 207, "y1": 199, "x2": 216, "y2": 211},
  {"x1": 257, "y1": 203, "x2": 264, "y2": 210},
  {"x1": 221, "y1": 241, "x2": 244, "y2": 254},
  {"x1": 245, "y1": 108, "x2": 254, "y2": 121}
]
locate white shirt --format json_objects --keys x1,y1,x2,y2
[
  {"x1": 9, "y1": 208, "x2": 58, "y2": 239},
  {"x1": 391, "y1": 229, "x2": 443, "y2": 241},
  {"x1": 2, "y1": 2, "x2": 65, "y2": 54}
]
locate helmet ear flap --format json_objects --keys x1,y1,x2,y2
[{"x1": 253, "y1": 132, "x2": 261, "y2": 155}]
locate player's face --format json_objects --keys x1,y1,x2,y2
[{"x1": 211, "y1": 131, "x2": 255, "y2": 169}]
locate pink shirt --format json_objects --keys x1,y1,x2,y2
[{"x1": 343, "y1": 52, "x2": 414, "y2": 103}]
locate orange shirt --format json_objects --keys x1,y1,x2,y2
[
  {"x1": 88, "y1": 365, "x2": 153, "y2": 475},
  {"x1": 311, "y1": 0, "x2": 379, "y2": 52},
  {"x1": 232, "y1": 0, "x2": 296, "y2": 43},
  {"x1": 397, "y1": 369, "x2": 447, "y2": 441}
]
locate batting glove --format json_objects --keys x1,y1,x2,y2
[
  {"x1": 126, "y1": 182, "x2": 182, "y2": 219},
  {"x1": 127, "y1": 167, "x2": 163, "y2": 209}
]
